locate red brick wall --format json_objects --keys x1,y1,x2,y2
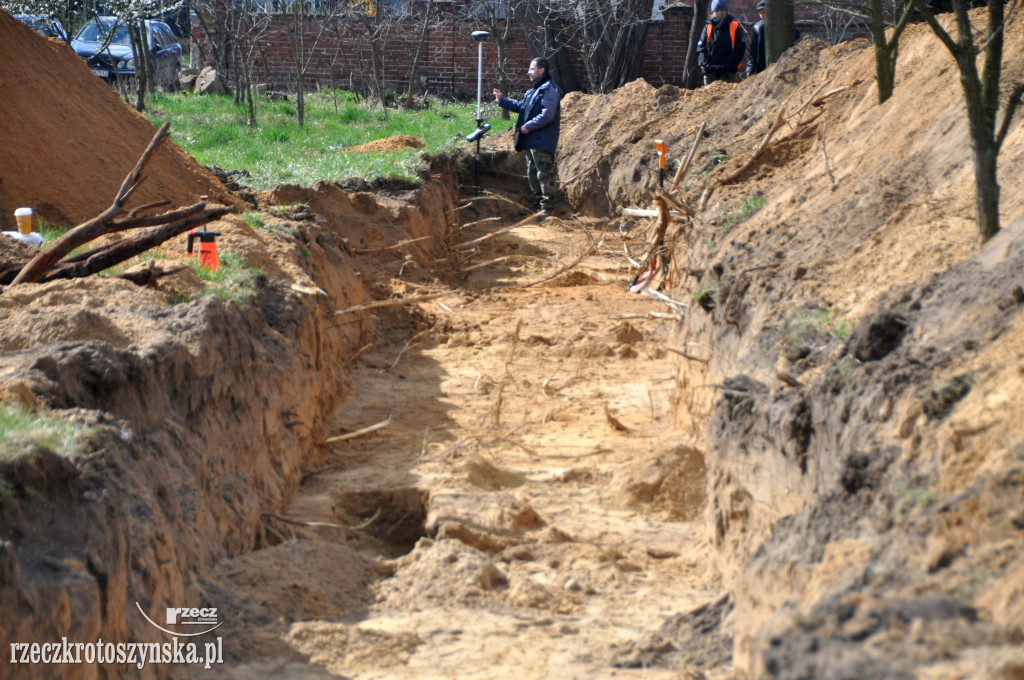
[
  {"x1": 642, "y1": 7, "x2": 694, "y2": 87},
  {"x1": 192, "y1": 7, "x2": 696, "y2": 96}
]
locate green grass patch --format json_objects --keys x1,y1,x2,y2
[
  {"x1": 720, "y1": 193, "x2": 768, "y2": 234},
  {"x1": 146, "y1": 90, "x2": 507, "y2": 189},
  {"x1": 40, "y1": 224, "x2": 69, "y2": 246},
  {"x1": 242, "y1": 212, "x2": 266, "y2": 230},
  {"x1": 0, "y1": 404, "x2": 92, "y2": 460},
  {"x1": 186, "y1": 249, "x2": 263, "y2": 302},
  {"x1": 785, "y1": 305, "x2": 851, "y2": 347}
]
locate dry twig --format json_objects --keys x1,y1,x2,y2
[
  {"x1": 323, "y1": 415, "x2": 392, "y2": 444},
  {"x1": 352, "y1": 235, "x2": 432, "y2": 253},
  {"x1": 670, "y1": 122, "x2": 707, "y2": 194},
  {"x1": 697, "y1": 113, "x2": 786, "y2": 213},
  {"x1": 604, "y1": 403, "x2": 631, "y2": 432},
  {"x1": 332, "y1": 291, "x2": 450, "y2": 316},
  {"x1": 819, "y1": 125, "x2": 838, "y2": 190}
]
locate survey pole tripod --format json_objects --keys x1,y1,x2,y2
[{"x1": 465, "y1": 31, "x2": 491, "y2": 193}]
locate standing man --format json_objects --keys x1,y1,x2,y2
[
  {"x1": 746, "y1": 1, "x2": 767, "y2": 78},
  {"x1": 696, "y1": 0, "x2": 746, "y2": 86},
  {"x1": 493, "y1": 57, "x2": 562, "y2": 219}
]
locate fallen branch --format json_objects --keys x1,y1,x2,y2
[
  {"x1": 115, "y1": 262, "x2": 188, "y2": 286},
  {"x1": 655, "y1": 188, "x2": 695, "y2": 217},
  {"x1": 524, "y1": 236, "x2": 604, "y2": 287},
  {"x1": 604, "y1": 403, "x2": 631, "y2": 432},
  {"x1": 464, "y1": 254, "x2": 521, "y2": 273},
  {"x1": 645, "y1": 289, "x2": 688, "y2": 314},
  {"x1": 12, "y1": 122, "x2": 172, "y2": 285},
  {"x1": 323, "y1": 415, "x2": 392, "y2": 444},
  {"x1": 819, "y1": 125, "x2": 838, "y2": 191},
  {"x1": 332, "y1": 292, "x2": 450, "y2": 316},
  {"x1": 609, "y1": 312, "x2": 678, "y2": 320},
  {"x1": 810, "y1": 79, "x2": 864, "y2": 106},
  {"x1": 772, "y1": 107, "x2": 825, "y2": 146},
  {"x1": 670, "y1": 122, "x2": 706, "y2": 194},
  {"x1": 456, "y1": 213, "x2": 540, "y2": 250},
  {"x1": 458, "y1": 216, "x2": 503, "y2": 231},
  {"x1": 622, "y1": 207, "x2": 691, "y2": 221},
  {"x1": 697, "y1": 113, "x2": 785, "y2": 213},
  {"x1": 40, "y1": 204, "x2": 235, "y2": 282},
  {"x1": 666, "y1": 345, "x2": 710, "y2": 363},
  {"x1": 352, "y1": 235, "x2": 432, "y2": 253},
  {"x1": 261, "y1": 507, "x2": 382, "y2": 531}
]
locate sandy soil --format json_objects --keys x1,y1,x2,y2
[{"x1": 205, "y1": 212, "x2": 721, "y2": 678}]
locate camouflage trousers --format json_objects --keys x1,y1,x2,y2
[{"x1": 525, "y1": 149, "x2": 559, "y2": 210}]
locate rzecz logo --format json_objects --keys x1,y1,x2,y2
[{"x1": 136, "y1": 603, "x2": 223, "y2": 637}]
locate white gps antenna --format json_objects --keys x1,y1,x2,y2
[{"x1": 471, "y1": 31, "x2": 490, "y2": 122}]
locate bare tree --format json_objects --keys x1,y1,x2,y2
[
  {"x1": 864, "y1": 0, "x2": 913, "y2": 103},
  {"x1": 539, "y1": 0, "x2": 653, "y2": 93},
  {"x1": 815, "y1": 2, "x2": 867, "y2": 44},
  {"x1": 404, "y1": 0, "x2": 436, "y2": 105},
  {"x1": 907, "y1": 0, "x2": 1024, "y2": 240},
  {"x1": 280, "y1": 0, "x2": 314, "y2": 125},
  {"x1": 683, "y1": 0, "x2": 709, "y2": 88},
  {"x1": 105, "y1": 0, "x2": 185, "y2": 110},
  {"x1": 334, "y1": 0, "x2": 390, "y2": 105}
]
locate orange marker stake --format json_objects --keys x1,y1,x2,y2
[{"x1": 655, "y1": 139, "x2": 667, "y2": 188}]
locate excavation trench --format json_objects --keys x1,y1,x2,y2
[
  {"x1": 0, "y1": 153, "x2": 719, "y2": 679},
  {"x1": 205, "y1": 156, "x2": 720, "y2": 677}
]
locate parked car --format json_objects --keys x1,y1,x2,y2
[
  {"x1": 15, "y1": 14, "x2": 67, "y2": 40},
  {"x1": 71, "y1": 17, "x2": 182, "y2": 89}
]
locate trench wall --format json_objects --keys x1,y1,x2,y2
[{"x1": 0, "y1": 169, "x2": 459, "y2": 679}]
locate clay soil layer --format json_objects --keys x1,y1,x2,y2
[{"x1": 2, "y1": 7, "x2": 1024, "y2": 680}]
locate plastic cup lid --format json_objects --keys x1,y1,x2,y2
[{"x1": 15, "y1": 207, "x2": 33, "y2": 217}]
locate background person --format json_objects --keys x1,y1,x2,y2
[
  {"x1": 493, "y1": 57, "x2": 562, "y2": 218},
  {"x1": 746, "y1": 0, "x2": 767, "y2": 78},
  {"x1": 696, "y1": 0, "x2": 746, "y2": 86}
]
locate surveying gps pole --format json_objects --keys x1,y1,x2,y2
[{"x1": 465, "y1": 31, "x2": 491, "y2": 192}]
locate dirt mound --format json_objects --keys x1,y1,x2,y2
[
  {"x1": 0, "y1": 12, "x2": 237, "y2": 231},
  {"x1": 347, "y1": 135, "x2": 427, "y2": 153}
]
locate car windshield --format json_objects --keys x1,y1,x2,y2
[{"x1": 76, "y1": 20, "x2": 132, "y2": 46}]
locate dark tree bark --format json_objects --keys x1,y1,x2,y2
[
  {"x1": 764, "y1": 0, "x2": 796, "y2": 66},
  {"x1": 684, "y1": 0, "x2": 709, "y2": 89},
  {"x1": 866, "y1": 0, "x2": 913, "y2": 103}
]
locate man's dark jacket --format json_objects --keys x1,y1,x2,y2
[
  {"x1": 497, "y1": 76, "x2": 562, "y2": 154},
  {"x1": 747, "y1": 19, "x2": 766, "y2": 75},
  {"x1": 696, "y1": 14, "x2": 746, "y2": 74}
]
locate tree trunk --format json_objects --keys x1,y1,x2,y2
[
  {"x1": 764, "y1": 0, "x2": 796, "y2": 66},
  {"x1": 910, "y1": 0, "x2": 1015, "y2": 240},
  {"x1": 866, "y1": 0, "x2": 895, "y2": 103},
  {"x1": 129, "y1": 22, "x2": 149, "y2": 112},
  {"x1": 684, "y1": 0, "x2": 708, "y2": 89},
  {"x1": 960, "y1": 47, "x2": 998, "y2": 240}
]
